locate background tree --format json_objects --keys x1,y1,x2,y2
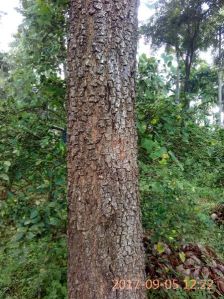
[
  {"x1": 141, "y1": 0, "x2": 223, "y2": 108},
  {"x1": 217, "y1": 27, "x2": 224, "y2": 126},
  {"x1": 213, "y1": 22, "x2": 224, "y2": 125}
]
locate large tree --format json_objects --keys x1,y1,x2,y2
[{"x1": 67, "y1": 1, "x2": 146, "y2": 299}]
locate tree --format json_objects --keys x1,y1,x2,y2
[
  {"x1": 67, "y1": 1, "x2": 146, "y2": 299},
  {"x1": 217, "y1": 27, "x2": 224, "y2": 126},
  {"x1": 142, "y1": 0, "x2": 223, "y2": 108},
  {"x1": 214, "y1": 24, "x2": 224, "y2": 126},
  {"x1": 204, "y1": 6, "x2": 224, "y2": 125}
]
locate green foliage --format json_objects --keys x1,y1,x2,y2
[
  {"x1": 0, "y1": 1, "x2": 68, "y2": 298},
  {"x1": 141, "y1": 0, "x2": 224, "y2": 101},
  {"x1": 137, "y1": 55, "x2": 224, "y2": 255},
  {"x1": 16, "y1": 0, "x2": 68, "y2": 73},
  {"x1": 0, "y1": 238, "x2": 67, "y2": 299}
]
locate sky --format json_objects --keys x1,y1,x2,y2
[{"x1": 0, "y1": 0, "x2": 23, "y2": 51}]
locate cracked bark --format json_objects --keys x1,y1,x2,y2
[{"x1": 67, "y1": 0, "x2": 146, "y2": 298}]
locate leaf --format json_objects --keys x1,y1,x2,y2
[
  {"x1": 35, "y1": 160, "x2": 42, "y2": 165},
  {"x1": 159, "y1": 158, "x2": 168, "y2": 165},
  {"x1": 179, "y1": 252, "x2": 186, "y2": 263},
  {"x1": 30, "y1": 209, "x2": 39, "y2": 219},
  {"x1": 150, "y1": 147, "x2": 166, "y2": 160},
  {"x1": 49, "y1": 217, "x2": 60, "y2": 226},
  {"x1": 24, "y1": 219, "x2": 31, "y2": 226},
  {"x1": 13, "y1": 232, "x2": 25, "y2": 242},
  {"x1": 4, "y1": 161, "x2": 11, "y2": 167},
  {"x1": 168, "y1": 150, "x2": 184, "y2": 170},
  {"x1": 0, "y1": 174, "x2": 9, "y2": 181},
  {"x1": 26, "y1": 232, "x2": 35, "y2": 240},
  {"x1": 3, "y1": 162, "x2": 11, "y2": 173},
  {"x1": 151, "y1": 118, "x2": 159, "y2": 125},
  {"x1": 156, "y1": 242, "x2": 166, "y2": 254},
  {"x1": 13, "y1": 149, "x2": 20, "y2": 156},
  {"x1": 162, "y1": 153, "x2": 169, "y2": 160},
  {"x1": 137, "y1": 121, "x2": 147, "y2": 134},
  {"x1": 141, "y1": 138, "x2": 153, "y2": 153},
  {"x1": 31, "y1": 217, "x2": 40, "y2": 224}
]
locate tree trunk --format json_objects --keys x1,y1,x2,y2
[
  {"x1": 175, "y1": 50, "x2": 180, "y2": 102},
  {"x1": 183, "y1": 55, "x2": 192, "y2": 110},
  {"x1": 67, "y1": 1, "x2": 146, "y2": 299},
  {"x1": 218, "y1": 70, "x2": 223, "y2": 126},
  {"x1": 184, "y1": 53, "x2": 192, "y2": 91},
  {"x1": 218, "y1": 28, "x2": 223, "y2": 126}
]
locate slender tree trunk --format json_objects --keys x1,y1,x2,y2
[
  {"x1": 218, "y1": 70, "x2": 223, "y2": 126},
  {"x1": 218, "y1": 28, "x2": 223, "y2": 126},
  {"x1": 184, "y1": 53, "x2": 193, "y2": 93},
  {"x1": 183, "y1": 63, "x2": 190, "y2": 110},
  {"x1": 63, "y1": 62, "x2": 68, "y2": 80},
  {"x1": 175, "y1": 50, "x2": 180, "y2": 102},
  {"x1": 67, "y1": 1, "x2": 146, "y2": 299},
  {"x1": 183, "y1": 54, "x2": 193, "y2": 110}
]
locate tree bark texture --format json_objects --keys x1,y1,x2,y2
[{"x1": 67, "y1": 1, "x2": 146, "y2": 299}]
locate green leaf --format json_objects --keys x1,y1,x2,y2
[
  {"x1": 179, "y1": 252, "x2": 186, "y2": 263},
  {"x1": 49, "y1": 217, "x2": 60, "y2": 226},
  {"x1": 141, "y1": 138, "x2": 153, "y2": 153},
  {"x1": 24, "y1": 219, "x2": 31, "y2": 226},
  {"x1": 30, "y1": 209, "x2": 39, "y2": 219},
  {"x1": 13, "y1": 232, "x2": 25, "y2": 242},
  {"x1": 26, "y1": 232, "x2": 35, "y2": 240},
  {"x1": 156, "y1": 242, "x2": 166, "y2": 254},
  {"x1": 0, "y1": 174, "x2": 9, "y2": 181},
  {"x1": 137, "y1": 121, "x2": 147, "y2": 134},
  {"x1": 168, "y1": 150, "x2": 184, "y2": 170},
  {"x1": 4, "y1": 161, "x2": 11, "y2": 167}
]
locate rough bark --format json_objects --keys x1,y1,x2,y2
[{"x1": 67, "y1": 1, "x2": 146, "y2": 299}]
